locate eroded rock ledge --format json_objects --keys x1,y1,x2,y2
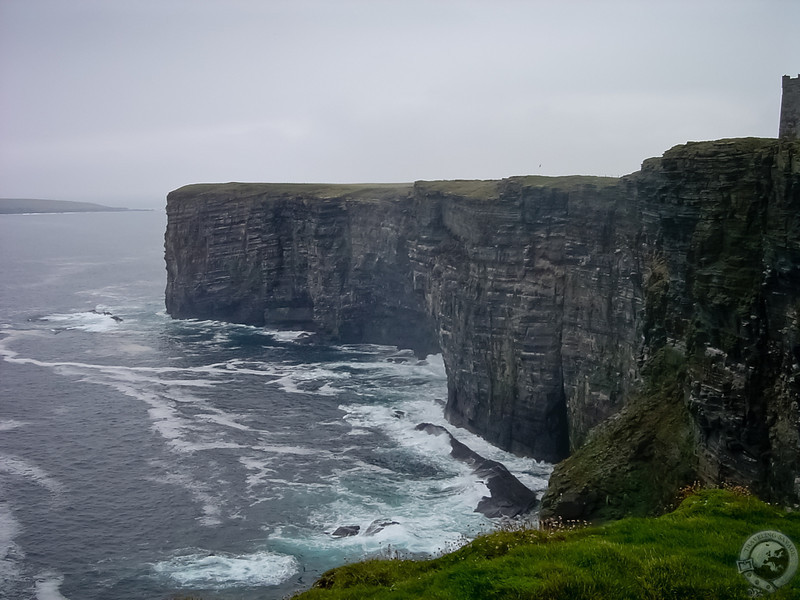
[{"x1": 165, "y1": 138, "x2": 800, "y2": 516}]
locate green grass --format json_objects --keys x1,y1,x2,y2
[
  {"x1": 171, "y1": 175, "x2": 621, "y2": 204},
  {"x1": 540, "y1": 347, "x2": 697, "y2": 523},
  {"x1": 510, "y1": 174, "x2": 620, "y2": 190},
  {"x1": 291, "y1": 489, "x2": 800, "y2": 599},
  {"x1": 415, "y1": 176, "x2": 620, "y2": 201},
  {"x1": 414, "y1": 179, "x2": 503, "y2": 200},
  {"x1": 170, "y1": 182, "x2": 415, "y2": 201}
]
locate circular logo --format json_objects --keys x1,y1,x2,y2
[{"x1": 737, "y1": 531, "x2": 798, "y2": 594}]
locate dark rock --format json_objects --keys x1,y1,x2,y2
[
  {"x1": 387, "y1": 349, "x2": 416, "y2": 363},
  {"x1": 90, "y1": 308, "x2": 123, "y2": 322},
  {"x1": 415, "y1": 422, "x2": 538, "y2": 518},
  {"x1": 364, "y1": 519, "x2": 400, "y2": 535},
  {"x1": 547, "y1": 491, "x2": 594, "y2": 521},
  {"x1": 414, "y1": 422, "x2": 448, "y2": 436},
  {"x1": 331, "y1": 525, "x2": 360, "y2": 537}
]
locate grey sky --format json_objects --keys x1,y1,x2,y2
[{"x1": 1, "y1": 0, "x2": 797, "y2": 207}]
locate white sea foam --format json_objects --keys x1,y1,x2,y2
[
  {"x1": 321, "y1": 349, "x2": 551, "y2": 561},
  {"x1": 270, "y1": 412, "x2": 496, "y2": 560},
  {"x1": 337, "y1": 350, "x2": 551, "y2": 494},
  {"x1": 218, "y1": 359, "x2": 280, "y2": 376},
  {"x1": 116, "y1": 342, "x2": 154, "y2": 355},
  {"x1": 328, "y1": 352, "x2": 447, "y2": 382},
  {"x1": 250, "y1": 444, "x2": 326, "y2": 456},
  {"x1": 2, "y1": 312, "x2": 551, "y2": 593},
  {"x1": 0, "y1": 502, "x2": 24, "y2": 586},
  {"x1": 195, "y1": 410, "x2": 252, "y2": 431},
  {"x1": 34, "y1": 571, "x2": 70, "y2": 600},
  {"x1": 149, "y1": 467, "x2": 225, "y2": 527},
  {"x1": 271, "y1": 468, "x2": 489, "y2": 559},
  {"x1": 0, "y1": 419, "x2": 28, "y2": 431},
  {"x1": 264, "y1": 329, "x2": 313, "y2": 342},
  {"x1": 0, "y1": 455, "x2": 64, "y2": 494},
  {"x1": 0, "y1": 330, "x2": 264, "y2": 529},
  {"x1": 153, "y1": 550, "x2": 298, "y2": 588},
  {"x1": 271, "y1": 366, "x2": 349, "y2": 396},
  {"x1": 262, "y1": 352, "x2": 445, "y2": 400},
  {"x1": 350, "y1": 397, "x2": 551, "y2": 495},
  {"x1": 0, "y1": 331, "x2": 225, "y2": 382},
  {"x1": 39, "y1": 310, "x2": 121, "y2": 333},
  {"x1": 239, "y1": 456, "x2": 278, "y2": 492}
]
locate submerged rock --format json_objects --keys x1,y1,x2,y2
[
  {"x1": 364, "y1": 519, "x2": 400, "y2": 536},
  {"x1": 415, "y1": 422, "x2": 538, "y2": 518}
]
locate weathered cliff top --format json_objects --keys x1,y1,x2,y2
[
  {"x1": 417, "y1": 175, "x2": 620, "y2": 200},
  {"x1": 169, "y1": 182, "x2": 415, "y2": 202},
  {"x1": 641, "y1": 137, "x2": 789, "y2": 170},
  {"x1": 170, "y1": 138, "x2": 791, "y2": 205},
  {"x1": 169, "y1": 175, "x2": 623, "y2": 204}
]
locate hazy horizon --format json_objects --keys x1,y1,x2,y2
[{"x1": 1, "y1": 0, "x2": 797, "y2": 209}]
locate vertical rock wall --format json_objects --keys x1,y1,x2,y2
[
  {"x1": 542, "y1": 138, "x2": 800, "y2": 519},
  {"x1": 406, "y1": 177, "x2": 641, "y2": 461},
  {"x1": 165, "y1": 183, "x2": 440, "y2": 354},
  {"x1": 165, "y1": 138, "x2": 800, "y2": 509},
  {"x1": 780, "y1": 74, "x2": 800, "y2": 140},
  {"x1": 633, "y1": 139, "x2": 800, "y2": 503}
]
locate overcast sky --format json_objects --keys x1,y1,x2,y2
[{"x1": 1, "y1": 0, "x2": 797, "y2": 207}]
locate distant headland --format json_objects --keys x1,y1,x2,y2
[{"x1": 0, "y1": 198, "x2": 139, "y2": 214}]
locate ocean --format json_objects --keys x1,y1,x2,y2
[{"x1": 0, "y1": 209, "x2": 551, "y2": 600}]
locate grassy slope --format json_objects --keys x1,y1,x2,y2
[
  {"x1": 540, "y1": 347, "x2": 698, "y2": 523},
  {"x1": 291, "y1": 489, "x2": 800, "y2": 599}
]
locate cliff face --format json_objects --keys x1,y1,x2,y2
[
  {"x1": 404, "y1": 177, "x2": 641, "y2": 461},
  {"x1": 633, "y1": 139, "x2": 800, "y2": 507},
  {"x1": 540, "y1": 138, "x2": 800, "y2": 520},
  {"x1": 165, "y1": 183, "x2": 440, "y2": 355},
  {"x1": 165, "y1": 138, "x2": 800, "y2": 510},
  {"x1": 166, "y1": 177, "x2": 641, "y2": 463}
]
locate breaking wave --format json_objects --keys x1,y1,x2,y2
[{"x1": 152, "y1": 550, "x2": 298, "y2": 588}]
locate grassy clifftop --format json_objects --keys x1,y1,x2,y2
[
  {"x1": 168, "y1": 182, "x2": 414, "y2": 201},
  {"x1": 291, "y1": 489, "x2": 800, "y2": 599}
]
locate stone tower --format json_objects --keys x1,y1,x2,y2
[{"x1": 779, "y1": 74, "x2": 800, "y2": 139}]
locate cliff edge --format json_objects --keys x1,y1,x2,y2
[{"x1": 165, "y1": 138, "x2": 800, "y2": 519}]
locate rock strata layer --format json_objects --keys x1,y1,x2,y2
[{"x1": 165, "y1": 138, "x2": 800, "y2": 516}]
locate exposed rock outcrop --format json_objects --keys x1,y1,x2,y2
[
  {"x1": 165, "y1": 138, "x2": 800, "y2": 518},
  {"x1": 415, "y1": 422, "x2": 538, "y2": 518},
  {"x1": 542, "y1": 138, "x2": 800, "y2": 520}
]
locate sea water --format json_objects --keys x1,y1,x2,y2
[{"x1": 0, "y1": 210, "x2": 551, "y2": 600}]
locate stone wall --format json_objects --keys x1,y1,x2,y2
[{"x1": 780, "y1": 74, "x2": 800, "y2": 140}]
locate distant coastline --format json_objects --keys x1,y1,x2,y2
[{"x1": 0, "y1": 198, "x2": 146, "y2": 214}]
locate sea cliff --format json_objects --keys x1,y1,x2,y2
[{"x1": 165, "y1": 138, "x2": 800, "y2": 518}]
